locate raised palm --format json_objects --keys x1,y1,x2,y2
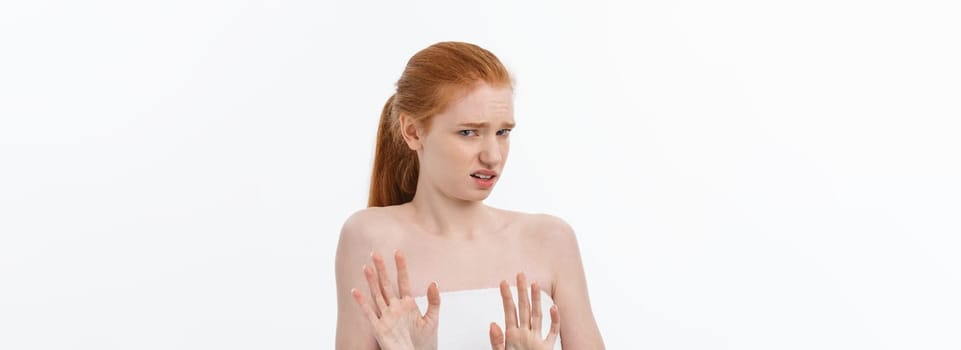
[
  {"x1": 489, "y1": 273, "x2": 560, "y2": 350},
  {"x1": 352, "y1": 250, "x2": 441, "y2": 350}
]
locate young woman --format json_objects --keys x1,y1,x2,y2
[{"x1": 335, "y1": 41, "x2": 604, "y2": 349}]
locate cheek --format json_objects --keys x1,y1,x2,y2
[
  {"x1": 426, "y1": 138, "x2": 472, "y2": 170},
  {"x1": 445, "y1": 142, "x2": 474, "y2": 165}
]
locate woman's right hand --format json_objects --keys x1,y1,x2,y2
[{"x1": 351, "y1": 250, "x2": 441, "y2": 350}]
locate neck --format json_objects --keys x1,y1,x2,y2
[{"x1": 406, "y1": 185, "x2": 495, "y2": 240}]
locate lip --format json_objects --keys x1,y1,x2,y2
[
  {"x1": 470, "y1": 169, "x2": 498, "y2": 188},
  {"x1": 472, "y1": 174, "x2": 496, "y2": 188},
  {"x1": 471, "y1": 169, "x2": 498, "y2": 177}
]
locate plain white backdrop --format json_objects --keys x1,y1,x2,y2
[{"x1": 2, "y1": 0, "x2": 959, "y2": 349}]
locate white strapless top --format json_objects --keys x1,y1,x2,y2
[{"x1": 414, "y1": 286, "x2": 561, "y2": 349}]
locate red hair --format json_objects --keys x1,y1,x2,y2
[{"x1": 368, "y1": 42, "x2": 513, "y2": 207}]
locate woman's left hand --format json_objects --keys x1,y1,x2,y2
[{"x1": 489, "y1": 272, "x2": 560, "y2": 350}]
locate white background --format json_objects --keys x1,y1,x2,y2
[{"x1": 2, "y1": 0, "x2": 959, "y2": 349}]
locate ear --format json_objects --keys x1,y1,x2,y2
[{"x1": 398, "y1": 113, "x2": 423, "y2": 151}]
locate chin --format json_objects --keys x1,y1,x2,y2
[{"x1": 459, "y1": 191, "x2": 492, "y2": 202}]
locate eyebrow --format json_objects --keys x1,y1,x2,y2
[{"x1": 457, "y1": 121, "x2": 516, "y2": 128}]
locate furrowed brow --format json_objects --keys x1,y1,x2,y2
[{"x1": 458, "y1": 121, "x2": 516, "y2": 128}]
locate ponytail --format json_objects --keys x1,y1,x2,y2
[{"x1": 368, "y1": 94, "x2": 419, "y2": 207}]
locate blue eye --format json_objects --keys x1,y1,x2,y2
[
  {"x1": 497, "y1": 129, "x2": 512, "y2": 136},
  {"x1": 459, "y1": 130, "x2": 478, "y2": 136}
]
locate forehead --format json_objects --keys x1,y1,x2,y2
[{"x1": 436, "y1": 83, "x2": 514, "y2": 125}]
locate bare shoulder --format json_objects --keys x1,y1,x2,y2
[
  {"x1": 335, "y1": 208, "x2": 374, "y2": 277},
  {"x1": 511, "y1": 210, "x2": 578, "y2": 248},
  {"x1": 341, "y1": 206, "x2": 401, "y2": 232},
  {"x1": 495, "y1": 210, "x2": 604, "y2": 347},
  {"x1": 488, "y1": 207, "x2": 579, "y2": 255},
  {"x1": 529, "y1": 212, "x2": 575, "y2": 235},
  {"x1": 336, "y1": 206, "x2": 405, "y2": 259},
  {"x1": 336, "y1": 207, "x2": 397, "y2": 349}
]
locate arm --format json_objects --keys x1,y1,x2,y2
[
  {"x1": 335, "y1": 212, "x2": 380, "y2": 350},
  {"x1": 545, "y1": 215, "x2": 605, "y2": 349},
  {"x1": 335, "y1": 210, "x2": 441, "y2": 350}
]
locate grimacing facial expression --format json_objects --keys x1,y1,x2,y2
[{"x1": 402, "y1": 83, "x2": 515, "y2": 202}]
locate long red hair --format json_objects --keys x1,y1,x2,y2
[{"x1": 368, "y1": 42, "x2": 513, "y2": 207}]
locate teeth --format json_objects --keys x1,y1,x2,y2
[{"x1": 473, "y1": 174, "x2": 493, "y2": 179}]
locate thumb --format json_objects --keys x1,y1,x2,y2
[
  {"x1": 424, "y1": 281, "x2": 441, "y2": 322},
  {"x1": 489, "y1": 322, "x2": 505, "y2": 350}
]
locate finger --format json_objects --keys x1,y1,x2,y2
[
  {"x1": 545, "y1": 304, "x2": 561, "y2": 344},
  {"x1": 372, "y1": 252, "x2": 396, "y2": 303},
  {"x1": 363, "y1": 264, "x2": 386, "y2": 316},
  {"x1": 395, "y1": 250, "x2": 412, "y2": 298},
  {"x1": 489, "y1": 322, "x2": 505, "y2": 350},
  {"x1": 499, "y1": 280, "x2": 518, "y2": 329},
  {"x1": 351, "y1": 288, "x2": 379, "y2": 323},
  {"x1": 531, "y1": 280, "x2": 543, "y2": 334},
  {"x1": 516, "y1": 272, "x2": 530, "y2": 329},
  {"x1": 424, "y1": 281, "x2": 441, "y2": 322}
]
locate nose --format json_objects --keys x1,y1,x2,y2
[{"x1": 479, "y1": 137, "x2": 503, "y2": 167}]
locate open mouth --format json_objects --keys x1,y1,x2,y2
[{"x1": 470, "y1": 174, "x2": 495, "y2": 180}]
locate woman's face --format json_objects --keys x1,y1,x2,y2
[{"x1": 403, "y1": 82, "x2": 515, "y2": 202}]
